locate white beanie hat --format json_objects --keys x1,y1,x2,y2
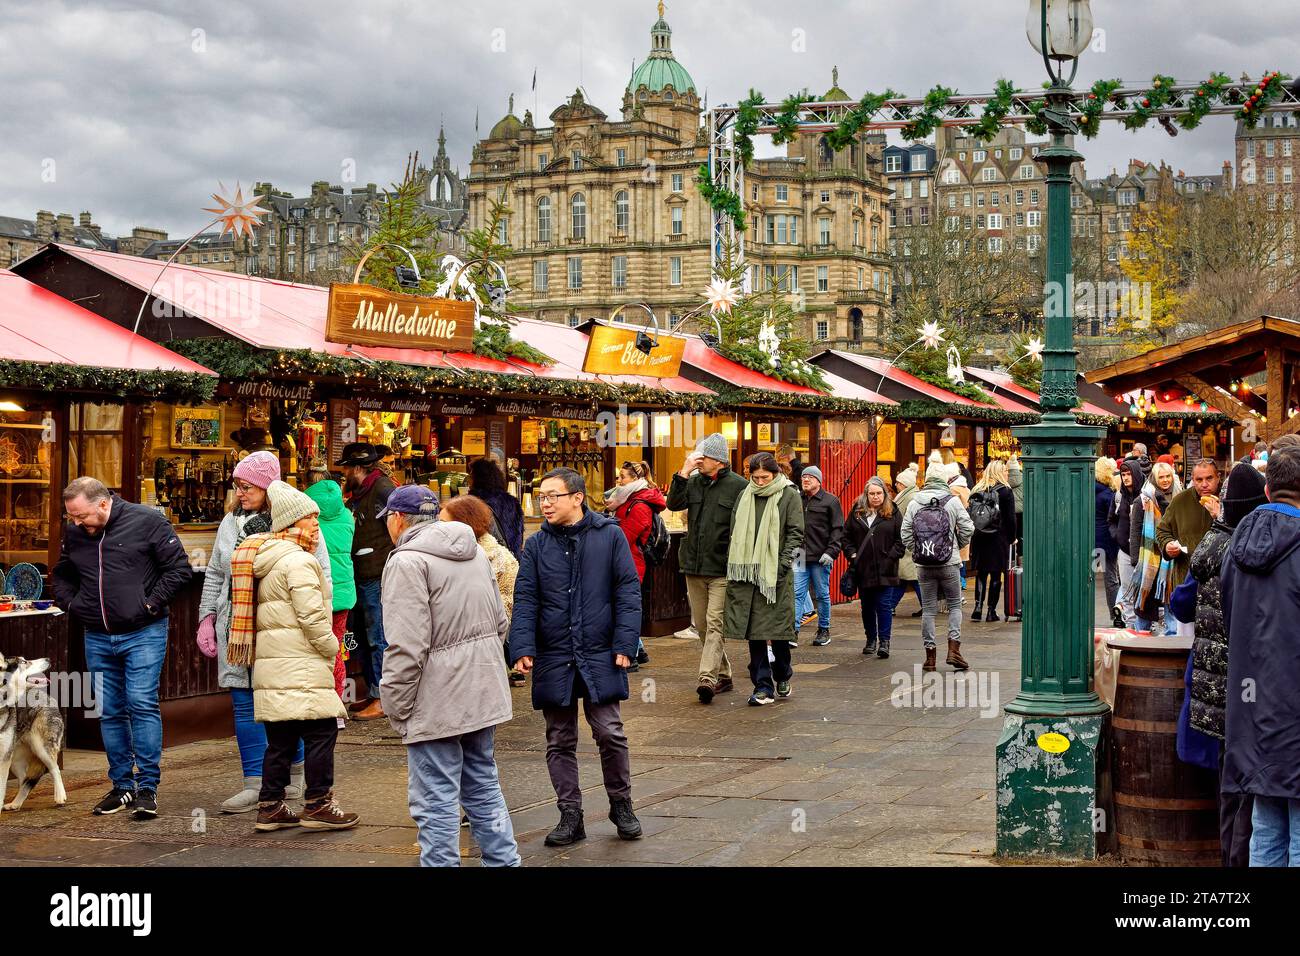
[
  {"x1": 267, "y1": 479, "x2": 320, "y2": 533},
  {"x1": 927, "y1": 449, "x2": 957, "y2": 483},
  {"x1": 895, "y1": 462, "x2": 918, "y2": 491}
]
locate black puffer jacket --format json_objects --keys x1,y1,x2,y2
[
  {"x1": 53, "y1": 495, "x2": 192, "y2": 634},
  {"x1": 845, "y1": 508, "x2": 904, "y2": 589},
  {"x1": 1188, "y1": 521, "x2": 1232, "y2": 739}
]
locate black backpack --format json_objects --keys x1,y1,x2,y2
[
  {"x1": 968, "y1": 490, "x2": 1001, "y2": 535},
  {"x1": 634, "y1": 501, "x2": 672, "y2": 569},
  {"x1": 911, "y1": 495, "x2": 955, "y2": 566}
]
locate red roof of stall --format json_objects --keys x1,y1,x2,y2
[
  {"x1": 820, "y1": 351, "x2": 996, "y2": 407},
  {"x1": 0, "y1": 269, "x2": 214, "y2": 375},
  {"x1": 39, "y1": 245, "x2": 713, "y2": 394},
  {"x1": 678, "y1": 337, "x2": 823, "y2": 395}
]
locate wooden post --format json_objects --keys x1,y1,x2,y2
[{"x1": 1267, "y1": 348, "x2": 1284, "y2": 443}]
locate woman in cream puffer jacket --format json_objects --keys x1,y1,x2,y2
[{"x1": 252, "y1": 535, "x2": 347, "y2": 723}]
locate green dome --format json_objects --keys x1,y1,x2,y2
[
  {"x1": 489, "y1": 95, "x2": 522, "y2": 139},
  {"x1": 629, "y1": 55, "x2": 696, "y2": 95},
  {"x1": 627, "y1": 11, "x2": 695, "y2": 96}
]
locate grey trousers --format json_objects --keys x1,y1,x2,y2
[
  {"x1": 542, "y1": 697, "x2": 631, "y2": 811},
  {"x1": 918, "y1": 563, "x2": 963, "y2": 650}
]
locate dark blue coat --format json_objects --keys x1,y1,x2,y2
[
  {"x1": 507, "y1": 508, "x2": 642, "y2": 709},
  {"x1": 1221, "y1": 502, "x2": 1300, "y2": 799},
  {"x1": 1095, "y1": 481, "x2": 1118, "y2": 560}
]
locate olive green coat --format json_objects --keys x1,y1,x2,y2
[{"x1": 723, "y1": 485, "x2": 805, "y2": 642}]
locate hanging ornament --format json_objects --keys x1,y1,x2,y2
[
  {"x1": 700, "y1": 278, "x2": 739, "y2": 316},
  {"x1": 919, "y1": 321, "x2": 947, "y2": 350},
  {"x1": 202, "y1": 182, "x2": 268, "y2": 238},
  {"x1": 1025, "y1": 337, "x2": 1045, "y2": 362}
]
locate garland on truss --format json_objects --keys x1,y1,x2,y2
[
  {"x1": 0, "y1": 359, "x2": 216, "y2": 405},
  {"x1": 699, "y1": 71, "x2": 1293, "y2": 227}
]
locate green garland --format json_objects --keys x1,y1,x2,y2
[
  {"x1": 710, "y1": 384, "x2": 891, "y2": 417},
  {"x1": 1079, "y1": 78, "x2": 1124, "y2": 136},
  {"x1": 0, "y1": 359, "x2": 216, "y2": 405},
  {"x1": 473, "y1": 322, "x2": 552, "y2": 365},
  {"x1": 1178, "y1": 72, "x2": 1231, "y2": 130},
  {"x1": 770, "y1": 91, "x2": 812, "y2": 146},
  {"x1": 900, "y1": 85, "x2": 956, "y2": 141},
  {"x1": 695, "y1": 163, "x2": 745, "y2": 232},
  {"x1": 826, "y1": 89, "x2": 899, "y2": 151},
  {"x1": 715, "y1": 343, "x2": 829, "y2": 391},
  {"x1": 733, "y1": 90, "x2": 766, "y2": 167},
  {"x1": 1120, "y1": 74, "x2": 1178, "y2": 131},
  {"x1": 964, "y1": 79, "x2": 1017, "y2": 141},
  {"x1": 1238, "y1": 71, "x2": 1287, "y2": 128}
]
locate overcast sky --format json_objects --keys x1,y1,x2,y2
[{"x1": 2, "y1": 0, "x2": 1297, "y2": 237}]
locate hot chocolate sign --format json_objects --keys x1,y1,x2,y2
[{"x1": 325, "y1": 283, "x2": 476, "y2": 353}]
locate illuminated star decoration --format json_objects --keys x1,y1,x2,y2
[
  {"x1": 202, "y1": 182, "x2": 267, "y2": 239},
  {"x1": 919, "y1": 321, "x2": 946, "y2": 350},
  {"x1": 701, "y1": 278, "x2": 739, "y2": 316},
  {"x1": 1025, "y1": 337, "x2": 1045, "y2": 362}
]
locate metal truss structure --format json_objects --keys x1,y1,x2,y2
[{"x1": 705, "y1": 81, "x2": 1300, "y2": 280}]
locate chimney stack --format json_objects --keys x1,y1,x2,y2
[
  {"x1": 34, "y1": 210, "x2": 55, "y2": 241},
  {"x1": 55, "y1": 213, "x2": 75, "y2": 242}
]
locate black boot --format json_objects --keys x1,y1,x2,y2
[
  {"x1": 863, "y1": 633, "x2": 878, "y2": 655},
  {"x1": 608, "y1": 798, "x2": 642, "y2": 840},
  {"x1": 876, "y1": 639, "x2": 890, "y2": 659},
  {"x1": 544, "y1": 807, "x2": 586, "y2": 847},
  {"x1": 986, "y1": 578, "x2": 1003, "y2": 622},
  {"x1": 971, "y1": 577, "x2": 985, "y2": 621}
]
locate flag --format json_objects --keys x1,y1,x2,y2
[
  {"x1": 475, "y1": 108, "x2": 479, "y2": 134},
  {"x1": 532, "y1": 68, "x2": 537, "y2": 91}
]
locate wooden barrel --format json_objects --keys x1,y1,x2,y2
[{"x1": 1108, "y1": 637, "x2": 1220, "y2": 866}]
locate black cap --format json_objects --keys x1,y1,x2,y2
[{"x1": 334, "y1": 442, "x2": 380, "y2": 467}]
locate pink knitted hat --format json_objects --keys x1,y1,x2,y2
[{"x1": 232, "y1": 450, "x2": 281, "y2": 489}]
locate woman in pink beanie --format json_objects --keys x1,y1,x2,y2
[{"x1": 195, "y1": 450, "x2": 334, "y2": 813}]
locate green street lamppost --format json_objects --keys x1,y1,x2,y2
[{"x1": 996, "y1": 0, "x2": 1111, "y2": 859}]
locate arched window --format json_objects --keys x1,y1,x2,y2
[
  {"x1": 664, "y1": 90, "x2": 674, "y2": 102},
  {"x1": 571, "y1": 193, "x2": 587, "y2": 239},
  {"x1": 536, "y1": 196, "x2": 552, "y2": 242},
  {"x1": 615, "y1": 190, "x2": 629, "y2": 234},
  {"x1": 818, "y1": 136, "x2": 834, "y2": 166}
]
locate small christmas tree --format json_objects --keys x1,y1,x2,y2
[
  {"x1": 708, "y1": 240, "x2": 827, "y2": 390},
  {"x1": 344, "y1": 153, "x2": 445, "y2": 295}
]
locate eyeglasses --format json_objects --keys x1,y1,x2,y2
[
  {"x1": 537, "y1": 492, "x2": 580, "y2": 505},
  {"x1": 233, "y1": 480, "x2": 256, "y2": 493}
]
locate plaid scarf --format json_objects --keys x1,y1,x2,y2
[{"x1": 226, "y1": 526, "x2": 315, "y2": 668}]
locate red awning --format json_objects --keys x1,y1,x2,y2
[
  {"x1": 822, "y1": 351, "x2": 996, "y2": 407},
  {"x1": 0, "y1": 269, "x2": 214, "y2": 375},
  {"x1": 45, "y1": 245, "x2": 714, "y2": 395},
  {"x1": 679, "y1": 337, "x2": 823, "y2": 395}
]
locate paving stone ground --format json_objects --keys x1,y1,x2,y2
[{"x1": 0, "y1": 585, "x2": 1078, "y2": 867}]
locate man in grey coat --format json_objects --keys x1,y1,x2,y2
[
  {"x1": 901, "y1": 453, "x2": 975, "y2": 672},
  {"x1": 379, "y1": 485, "x2": 519, "y2": 867}
]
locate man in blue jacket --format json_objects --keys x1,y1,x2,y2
[
  {"x1": 509, "y1": 467, "x2": 643, "y2": 847},
  {"x1": 53, "y1": 477, "x2": 192, "y2": 821},
  {"x1": 1221, "y1": 447, "x2": 1300, "y2": 866}
]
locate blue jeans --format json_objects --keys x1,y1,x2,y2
[
  {"x1": 407, "y1": 726, "x2": 520, "y2": 867},
  {"x1": 357, "y1": 577, "x2": 387, "y2": 698},
  {"x1": 798, "y1": 561, "x2": 831, "y2": 630},
  {"x1": 1250, "y1": 796, "x2": 1300, "y2": 866},
  {"x1": 230, "y1": 688, "x2": 303, "y2": 778},
  {"x1": 1136, "y1": 608, "x2": 1179, "y2": 636},
  {"x1": 862, "y1": 585, "x2": 903, "y2": 643},
  {"x1": 83, "y1": 619, "x2": 170, "y2": 792}
]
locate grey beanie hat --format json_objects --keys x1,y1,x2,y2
[
  {"x1": 694, "y1": 432, "x2": 730, "y2": 463},
  {"x1": 802, "y1": 465, "x2": 824, "y2": 483}
]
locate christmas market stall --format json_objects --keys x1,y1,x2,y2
[{"x1": 0, "y1": 267, "x2": 218, "y2": 747}]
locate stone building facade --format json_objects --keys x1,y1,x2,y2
[{"x1": 466, "y1": 10, "x2": 891, "y2": 350}]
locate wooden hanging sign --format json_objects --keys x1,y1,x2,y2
[
  {"x1": 581, "y1": 322, "x2": 685, "y2": 378},
  {"x1": 325, "y1": 283, "x2": 476, "y2": 352}
]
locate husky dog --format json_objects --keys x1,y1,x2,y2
[{"x1": 0, "y1": 654, "x2": 67, "y2": 814}]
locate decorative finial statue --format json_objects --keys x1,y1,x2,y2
[
  {"x1": 658, "y1": 1, "x2": 665, "y2": 19},
  {"x1": 508, "y1": 93, "x2": 514, "y2": 114},
  {"x1": 833, "y1": 66, "x2": 839, "y2": 88}
]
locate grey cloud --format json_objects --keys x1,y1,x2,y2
[{"x1": 0, "y1": 0, "x2": 1296, "y2": 237}]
